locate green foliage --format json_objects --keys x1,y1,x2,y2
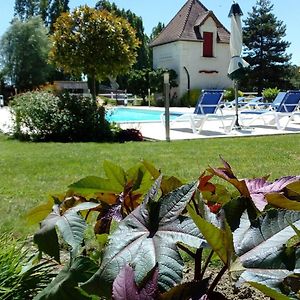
[
  {"x1": 223, "y1": 88, "x2": 244, "y2": 101},
  {"x1": 0, "y1": 17, "x2": 53, "y2": 92},
  {"x1": 14, "y1": 0, "x2": 40, "y2": 21},
  {"x1": 34, "y1": 256, "x2": 98, "y2": 300},
  {"x1": 50, "y1": 5, "x2": 140, "y2": 99},
  {"x1": 10, "y1": 91, "x2": 112, "y2": 142},
  {"x1": 289, "y1": 65, "x2": 300, "y2": 90},
  {"x1": 179, "y1": 89, "x2": 202, "y2": 107},
  {"x1": 262, "y1": 87, "x2": 280, "y2": 102},
  {"x1": 14, "y1": 0, "x2": 69, "y2": 31},
  {"x1": 28, "y1": 159, "x2": 300, "y2": 299},
  {"x1": 95, "y1": 0, "x2": 150, "y2": 70},
  {"x1": 149, "y1": 68, "x2": 178, "y2": 93},
  {"x1": 150, "y1": 22, "x2": 165, "y2": 41},
  {"x1": 47, "y1": 0, "x2": 69, "y2": 33},
  {"x1": 127, "y1": 68, "x2": 150, "y2": 100},
  {"x1": 242, "y1": 0, "x2": 292, "y2": 93},
  {"x1": 0, "y1": 232, "x2": 55, "y2": 300}
]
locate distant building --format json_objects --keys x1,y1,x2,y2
[
  {"x1": 54, "y1": 81, "x2": 90, "y2": 94},
  {"x1": 150, "y1": 0, "x2": 232, "y2": 102}
]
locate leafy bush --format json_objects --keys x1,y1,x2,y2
[
  {"x1": 0, "y1": 233, "x2": 56, "y2": 300},
  {"x1": 28, "y1": 159, "x2": 300, "y2": 299},
  {"x1": 262, "y1": 87, "x2": 280, "y2": 102},
  {"x1": 10, "y1": 91, "x2": 112, "y2": 142},
  {"x1": 223, "y1": 88, "x2": 243, "y2": 101},
  {"x1": 179, "y1": 89, "x2": 202, "y2": 107},
  {"x1": 114, "y1": 128, "x2": 143, "y2": 143}
]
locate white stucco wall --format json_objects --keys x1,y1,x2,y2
[{"x1": 152, "y1": 17, "x2": 233, "y2": 102}]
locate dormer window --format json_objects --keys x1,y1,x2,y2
[{"x1": 203, "y1": 31, "x2": 213, "y2": 57}]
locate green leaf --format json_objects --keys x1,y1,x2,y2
[
  {"x1": 34, "y1": 205, "x2": 87, "y2": 260},
  {"x1": 266, "y1": 193, "x2": 300, "y2": 211},
  {"x1": 56, "y1": 209, "x2": 86, "y2": 256},
  {"x1": 33, "y1": 205, "x2": 60, "y2": 262},
  {"x1": 286, "y1": 181, "x2": 300, "y2": 195},
  {"x1": 290, "y1": 223, "x2": 300, "y2": 238},
  {"x1": 141, "y1": 160, "x2": 184, "y2": 195},
  {"x1": 81, "y1": 182, "x2": 205, "y2": 296},
  {"x1": 103, "y1": 160, "x2": 126, "y2": 190},
  {"x1": 130, "y1": 165, "x2": 157, "y2": 197},
  {"x1": 160, "y1": 176, "x2": 184, "y2": 195},
  {"x1": 34, "y1": 256, "x2": 98, "y2": 300},
  {"x1": 68, "y1": 176, "x2": 122, "y2": 195},
  {"x1": 26, "y1": 197, "x2": 54, "y2": 225},
  {"x1": 223, "y1": 196, "x2": 259, "y2": 231},
  {"x1": 71, "y1": 202, "x2": 100, "y2": 212},
  {"x1": 188, "y1": 205, "x2": 233, "y2": 265},
  {"x1": 248, "y1": 282, "x2": 292, "y2": 300},
  {"x1": 142, "y1": 160, "x2": 161, "y2": 179}
]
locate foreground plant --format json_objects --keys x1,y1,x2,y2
[
  {"x1": 0, "y1": 233, "x2": 56, "y2": 300},
  {"x1": 28, "y1": 159, "x2": 300, "y2": 299}
]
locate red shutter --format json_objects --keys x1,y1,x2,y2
[{"x1": 203, "y1": 32, "x2": 213, "y2": 57}]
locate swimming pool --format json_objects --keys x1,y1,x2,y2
[{"x1": 106, "y1": 107, "x2": 182, "y2": 123}]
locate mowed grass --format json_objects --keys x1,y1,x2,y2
[{"x1": 1, "y1": 133, "x2": 300, "y2": 236}]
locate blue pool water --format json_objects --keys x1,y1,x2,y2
[{"x1": 106, "y1": 107, "x2": 182, "y2": 123}]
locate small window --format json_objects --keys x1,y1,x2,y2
[{"x1": 203, "y1": 32, "x2": 213, "y2": 57}]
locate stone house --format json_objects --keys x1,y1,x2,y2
[{"x1": 150, "y1": 0, "x2": 232, "y2": 102}]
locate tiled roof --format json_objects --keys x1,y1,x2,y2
[{"x1": 150, "y1": 0, "x2": 230, "y2": 47}]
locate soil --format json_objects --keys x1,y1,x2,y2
[{"x1": 183, "y1": 264, "x2": 270, "y2": 300}]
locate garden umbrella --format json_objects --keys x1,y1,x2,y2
[{"x1": 228, "y1": 2, "x2": 249, "y2": 128}]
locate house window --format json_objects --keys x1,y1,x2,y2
[{"x1": 203, "y1": 32, "x2": 213, "y2": 57}]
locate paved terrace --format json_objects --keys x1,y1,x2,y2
[
  {"x1": 118, "y1": 107, "x2": 300, "y2": 140},
  {"x1": 1, "y1": 106, "x2": 300, "y2": 140}
]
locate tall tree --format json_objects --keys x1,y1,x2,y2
[
  {"x1": 14, "y1": 0, "x2": 40, "y2": 20},
  {"x1": 49, "y1": 5, "x2": 140, "y2": 100},
  {"x1": 14, "y1": 0, "x2": 69, "y2": 31},
  {"x1": 48, "y1": 0, "x2": 69, "y2": 32},
  {"x1": 149, "y1": 22, "x2": 165, "y2": 41},
  {"x1": 0, "y1": 17, "x2": 53, "y2": 91},
  {"x1": 95, "y1": 0, "x2": 150, "y2": 70},
  {"x1": 241, "y1": 0, "x2": 292, "y2": 94}
]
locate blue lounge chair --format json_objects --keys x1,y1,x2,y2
[
  {"x1": 164, "y1": 90, "x2": 236, "y2": 134},
  {"x1": 251, "y1": 91, "x2": 287, "y2": 110},
  {"x1": 240, "y1": 91, "x2": 300, "y2": 130},
  {"x1": 222, "y1": 96, "x2": 245, "y2": 109},
  {"x1": 223, "y1": 96, "x2": 264, "y2": 110},
  {"x1": 239, "y1": 96, "x2": 264, "y2": 109}
]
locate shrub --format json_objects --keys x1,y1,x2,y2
[
  {"x1": 10, "y1": 91, "x2": 112, "y2": 142},
  {"x1": 262, "y1": 87, "x2": 280, "y2": 102},
  {"x1": 223, "y1": 88, "x2": 243, "y2": 101},
  {"x1": 179, "y1": 89, "x2": 202, "y2": 107},
  {"x1": 114, "y1": 128, "x2": 143, "y2": 143}
]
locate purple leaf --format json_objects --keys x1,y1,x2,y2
[
  {"x1": 112, "y1": 265, "x2": 138, "y2": 300},
  {"x1": 245, "y1": 176, "x2": 300, "y2": 211},
  {"x1": 112, "y1": 265, "x2": 158, "y2": 300}
]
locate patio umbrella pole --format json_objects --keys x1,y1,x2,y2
[
  {"x1": 234, "y1": 79, "x2": 240, "y2": 128},
  {"x1": 164, "y1": 72, "x2": 170, "y2": 142},
  {"x1": 228, "y1": 2, "x2": 249, "y2": 130}
]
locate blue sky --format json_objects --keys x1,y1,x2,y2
[{"x1": 1, "y1": 0, "x2": 299, "y2": 65}]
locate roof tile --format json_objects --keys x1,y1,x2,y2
[{"x1": 150, "y1": 0, "x2": 230, "y2": 47}]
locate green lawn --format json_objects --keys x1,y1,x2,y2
[{"x1": 1, "y1": 133, "x2": 300, "y2": 236}]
